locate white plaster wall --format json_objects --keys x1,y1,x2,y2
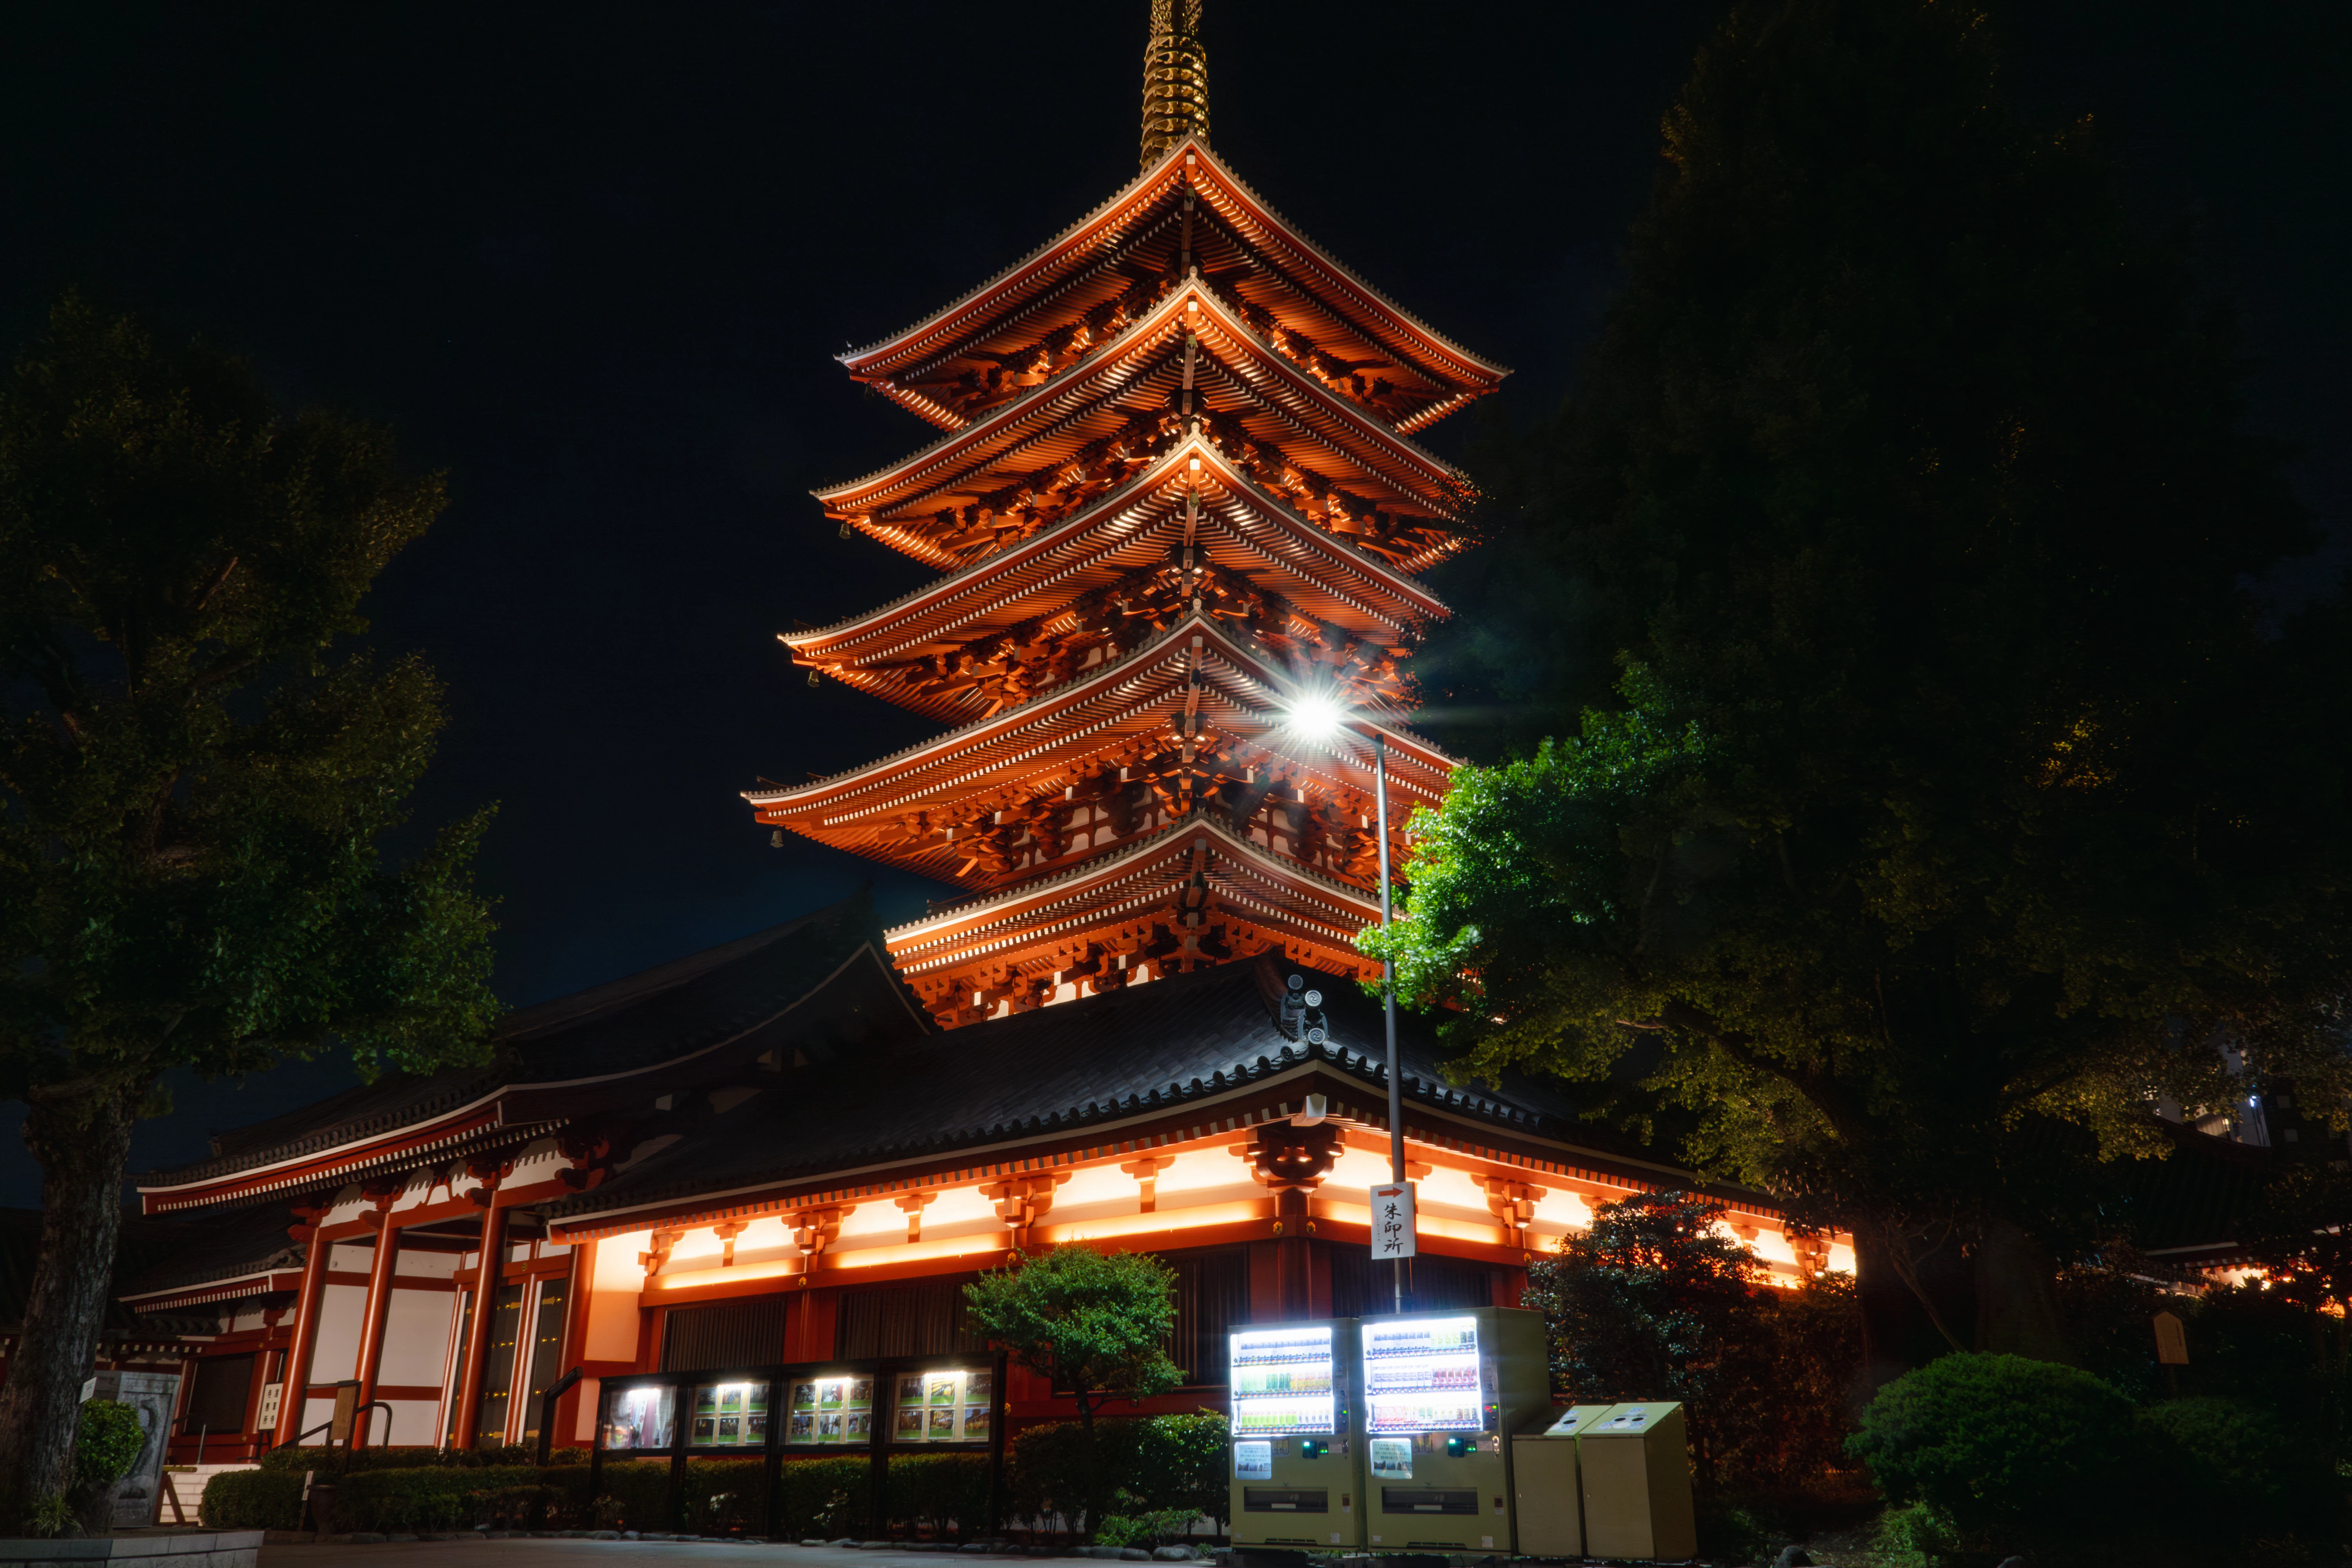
[
  {"x1": 834, "y1": 1200, "x2": 900, "y2": 1240},
  {"x1": 309, "y1": 1282, "x2": 367, "y2": 1382},
  {"x1": 1529, "y1": 1188, "x2": 1594, "y2": 1232},
  {"x1": 377, "y1": 1289, "x2": 456, "y2": 1385},
  {"x1": 328, "y1": 1243, "x2": 374, "y2": 1272},
  {"x1": 669, "y1": 1227, "x2": 723, "y2": 1263},
  {"x1": 1323, "y1": 1147, "x2": 1393, "y2": 1192},
  {"x1": 586, "y1": 1235, "x2": 644, "y2": 1361},
  {"x1": 1052, "y1": 1164, "x2": 1132, "y2": 1208},
  {"x1": 573, "y1": 1377, "x2": 602, "y2": 1442},
  {"x1": 1414, "y1": 1165, "x2": 1491, "y2": 1216},
  {"x1": 396, "y1": 1250, "x2": 457, "y2": 1280},
  {"x1": 923, "y1": 1187, "x2": 996, "y2": 1227},
  {"x1": 374, "y1": 1399, "x2": 440, "y2": 1450},
  {"x1": 1154, "y1": 1147, "x2": 1256, "y2": 1201}
]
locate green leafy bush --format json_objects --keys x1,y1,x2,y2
[
  {"x1": 1846, "y1": 1353, "x2": 2145, "y2": 1554},
  {"x1": 1871, "y1": 1500, "x2": 1958, "y2": 1568},
  {"x1": 680, "y1": 1459, "x2": 765, "y2": 1536},
  {"x1": 593, "y1": 1459, "x2": 675, "y2": 1533},
  {"x1": 1095, "y1": 1505, "x2": 1200, "y2": 1548},
  {"x1": 332, "y1": 1463, "x2": 543, "y2": 1531},
  {"x1": 74, "y1": 1401, "x2": 148, "y2": 1490},
  {"x1": 1007, "y1": 1411, "x2": 1227, "y2": 1537},
  {"x1": 201, "y1": 1468, "x2": 308, "y2": 1530},
  {"x1": 887, "y1": 1454, "x2": 993, "y2": 1540},
  {"x1": 2139, "y1": 1396, "x2": 2335, "y2": 1549},
  {"x1": 20, "y1": 1495, "x2": 76, "y2": 1538},
  {"x1": 1132, "y1": 1411, "x2": 1228, "y2": 1531},
  {"x1": 256, "y1": 1443, "x2": 530, "y2": 1474},
  {"x1": 775, "y1": 1457, "x2": 870, "y2": 1539}
]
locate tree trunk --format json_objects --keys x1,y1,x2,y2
[
  {"x1": 1972, "y1": 1215, "x2": 2069, "y2": 1361},
  {"x1": 1854, "y1": 1219, "x2": 1975, "y2": 1392},
  {"x1": 0, "y1": 1083, "x2": 140, "y2": 1524},
  {"x1": 1074, "y1": 1394, "x2": 1099, "y2": 1540}
]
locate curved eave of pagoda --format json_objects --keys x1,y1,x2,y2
[
  {"x1": 749, "y1": 608, "x2": 1454, "y2": 813},
  {"x1": 780, "y1": 439, "x2": 1452, "y2": 678},
  {"x1": 841, "y1": 137, "x2": 1506, "y2": 411},
  {"x1": 884, "y1": 811, "x2": 1385, "y2": 975},
  {"x1": 813, "y1": 279, "x2": 1465, "y2": 535},
  {"x1": 745, "y1": 615, "x2": 1455, "y2": 884}
]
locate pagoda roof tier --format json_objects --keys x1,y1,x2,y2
[
  {"x1": 885, "y1": 812, "x2": 1388, "y2": 1013},
  {"x1": 815, "y1": 278, "x2": 1468, "y2": 569},
  {"x1": 782, "y1": 441, "x2": 1452, "y2": 724},
  {"x1": 747, "y1": 609, "x2": 1453, "y2": 891},
  {"x1": 842, "y1": 138, "x2": 1506, "y2": 436}
]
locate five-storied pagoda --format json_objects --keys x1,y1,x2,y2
[{"x1": 747, "y1": 0, "x2": 1506, "y2": 1027}]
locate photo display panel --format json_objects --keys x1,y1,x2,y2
[
  {"x1": 783, "y1": 1372, "x2": 877, "y2": 1445},
  {"x1": 888, "y1": 1364, "x2": 992, "y2": 1443},
  {"x1": 601, "y1": 1382, "x2": 677, "y2": 1450},
  {"x1": 1229, "y1": 1325, "x2": 1336, "y2": 1436},
  {"x1": 687, "y1": 1379, "x2": 771, "y2": 1448}
]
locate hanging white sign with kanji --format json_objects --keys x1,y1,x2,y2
[{"x1": 1369, "y1": 1181, "x2": 1417, "y2": 1260}]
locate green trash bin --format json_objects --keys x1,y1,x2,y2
[
  {"x1": 1510, "y1": 1405, "x2": 1613, "y2": 1557},
  {"x1": 1580, "y1": 1402, "x2": 1697, "y2": 1561}
]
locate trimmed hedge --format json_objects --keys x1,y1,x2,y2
[
  {"x1": 204, "y1": 1445, "x2": 993, "y2": 1538},
  {"x1": 884, "y1": 1454, "x2": 992, "y2": 1541},
  {"x1": 201, "y1": 1468, "x2": 308, "y2": 1530},
  {"x1": 256, "y1": 1443, "x2": 534, "y2": 1474},
  {"x1": 334, "y1": 1464, "x2": 546, "y2": 1532},
  {"x1": 593, "y1": 1458, "x2": 674, "y2": 1533},
  {"x1": 1007, "y1": 1412, "x2": 1227, "y2": 1535},
  {"x1": 202, "y1": 1461, "x2": 575, "y2": 1532},
  {"x1": 777, "y1": 1457, "x2": 872, "y2": 1540}
]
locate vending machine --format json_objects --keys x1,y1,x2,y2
[
  {"x1": 1359, "y1": 1307, "x2": 1549, "y2": 1553},
  {"x1": 1227, "y1": 1320, "x2": 1365, "y2": 1550}
]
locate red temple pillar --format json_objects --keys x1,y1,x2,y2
[
  {"x1": 350, "y1": 1177, "x2": 407, "y2": 1447},
  {"x1": 270, "y1": 1201, "x2": 334, "y2": 1448},
  {"x1": 550, "y1": 1238, "x2": 598, "y2": 1447},
  {"x1": 452, "y1": 1159, "x2": 512, "y2": 1449}
]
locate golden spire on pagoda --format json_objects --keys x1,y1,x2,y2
[{"x1": 1140, "y1": 0, "x2": 1209, "y2": 169}]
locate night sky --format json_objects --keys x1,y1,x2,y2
[{"x1": 0, "y1": 2, "x2": 2343, "y2": 1204}]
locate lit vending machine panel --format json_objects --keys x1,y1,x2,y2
[
  {"x1": 1229, "y1": 1321, "x2": 1364, "y2": 1550},
  {"x1": 1363, "y1": 1314, "x2": 1490, "y2": 1435},
  {"x1": 1229, "y1": 1325, "x2": 1337, "y2": 1438},
  {"x1": 1360, "y1": 1308, "x2": 1552, "y2": 1554}
]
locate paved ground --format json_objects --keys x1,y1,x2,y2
[{"x1": 262, "y1": 1546, "x2": 1058, "y2": 1568}]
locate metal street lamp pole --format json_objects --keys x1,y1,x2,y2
[{"x1": 1371, "y1": 730, "x2": 1403, "y2": 1314}]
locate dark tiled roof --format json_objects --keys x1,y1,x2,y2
[
  {"x1": 2117, "y1": 1120, "x2": 2278, "y2": 1255},
  {"x1": 544, "y1": 954, "x2": 1655, "y2": 1225},
  {"x1": 0, "y1": 1210, "x2": 237, "y2": 1337},
  {"x1": 140, "y1": 891, "x2": 916, "y2": 1189},
  {"x1": 112, "y1": 1203, "x2": 309, "y2": 1301}
]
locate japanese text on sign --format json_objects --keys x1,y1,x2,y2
[{"x1": 1369, "y1": 1181, "x2": 1417, "y2": 1259}]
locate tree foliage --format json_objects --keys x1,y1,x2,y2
[
  {"x1": 1524, "y1": 1191, "x2": 1860, "y2": 1491},
  {"x1": 963, "y1": 1246, "x2": 1181, "y2": 1533},
  {"x1": 0, "y1": 296, "x2": 501, "y2": 1516},
  {"x1": 1370, "y1": 0, "x2": 2352, "y2": 1366}
]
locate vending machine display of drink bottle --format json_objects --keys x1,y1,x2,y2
[
  {"x1": 1227, "y1": 1321, "x2": 1365, "y2": 1550},
  {"x1": 1359, "y1": 1306, "x2": 1549, "y2": 1553}
]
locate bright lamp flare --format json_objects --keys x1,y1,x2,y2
[{"x1": 1286, "y1": 693, "x2": 1345, "y2": 741}]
